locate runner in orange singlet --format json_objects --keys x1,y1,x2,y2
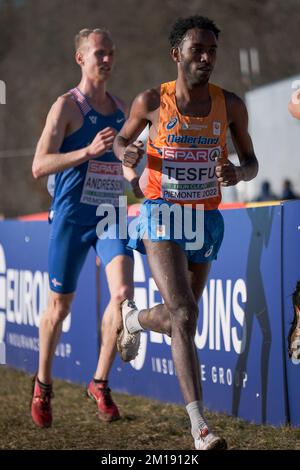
[{"x1": 114, "y1": 15, "x2": 258, "y2": 450}]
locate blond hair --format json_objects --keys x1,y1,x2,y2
[{"x1": 74, "y1": 28, "x2": 112, "y2": 52}]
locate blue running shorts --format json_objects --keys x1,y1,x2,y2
[
  {"x1": 48, "y1": 212, "x2": 133, "y2": 294},
  {"x1": 128, "y1": 199, "x2": 224, "y2": 264}
]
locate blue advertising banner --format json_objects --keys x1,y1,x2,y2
[
  {"x1": 0, "y1": 221, "x2": 98, "y2": 384},
  {"x1": 282, "y1": 200, "x2": 300, "y2": 426},
  {"x1": 0, "y1": 202, "x2": 294, "y2": 426},
  {"x1": 209, "y1": 206, "x2": 286, "y2": 425},
  {"x1": 107, "y1": 206, "x2": 287, "y2": 426}
]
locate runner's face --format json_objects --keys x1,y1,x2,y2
[
  {"x1": 82, "y1": 33, "x2": 115, "y2": 81},
  {"x1": 177, "y1": 28, "x2": 217, "y2": 85}
]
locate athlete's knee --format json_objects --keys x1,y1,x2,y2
[
  {"x1": 47, "y1": 294, "x2": 72, "y2": 326},
  {"x1": 169, "y1": 301, "x2": 198, "y2": 334},
  {"x1": 110, "y1": 284, "x2": 133, "y2": 304}
]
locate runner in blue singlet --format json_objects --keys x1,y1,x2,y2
[{"x1": 30, "y1": 28, "x2": 142, "y2": 428}]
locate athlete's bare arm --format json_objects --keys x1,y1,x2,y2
[
  {"x1": 216, "y1": 92, "x2": 259, "y2": 187},
  {"x1": 113, "y1": 88, "x2": 160, "y2": 168},
  {"x1": 288, "y1": 89, "x2": 300, "y2": 120},
  {"x1": 113, "y1": 98, "x2": 144, "y2": 198},
  {"x1": 32, "y1": 95, "x2": 116, "y2": 179}
]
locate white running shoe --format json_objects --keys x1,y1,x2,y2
[
  {"x1": 194, "y1": 427, "x2": 227, "y2": 450},
  {"x1": 117, "y1": 300, "x2": 141, "y2": 362}
]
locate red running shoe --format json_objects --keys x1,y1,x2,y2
[
  {"x1": 87, "y1": 380, "x2": 120, "y2": 422},
  {"x1": 31, "y1": 376, "x2": 53, "y2": 428}
]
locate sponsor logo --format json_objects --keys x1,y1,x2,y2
[
  {"x1": 116, "y1": 117, "x2": 125, "y2": 124},
  {"x1": 213, "y1": 121, "x2": 221, "y2": 136},
  {"x1": 204, "y1": 245, "x2": 214, "y2": 258},
  {"x1": 164, "y1": 147, "x2": 208, "y2": 162},
  {"x1": 166, "y1": 117, "x2": 178, "y2": 130},
  {"x1": 181, "y1": 123, "x2": 208, "y2": 131},
  {"x1": 89, "y1": 115, "x2": 98, "y2": 124},
  {"x1": 209, "y1": 148, "x2": 221, "y2": 161},
  {"x1": 167, "y1": 134, "x2": 219, "y2": 145},
  {"x1": 163, "y1": 147, "x2": 220, "y2": 162},
  {"x1": 51, "y1": 278, "x2": 63, "y2": 288},
  {"x1": 88, "y1": 161, "x2": 122, "y2": 175}
]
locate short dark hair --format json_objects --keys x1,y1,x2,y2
[{"x1": 169, "y1": 15, "x2": 220, "y2": 48}]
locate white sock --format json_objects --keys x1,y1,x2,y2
[
  {"x1": 125, "y1": 308, "x2": 144, "y2": 334},
  {"x1": 186, "y1": 401, "x2": 209, "y2": 439}
]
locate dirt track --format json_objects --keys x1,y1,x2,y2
[{"x1": 1, "y1": 367, "x2": 300, "y2": 450}]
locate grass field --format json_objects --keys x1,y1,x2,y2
[{"x1": 1, "y1": 367, "x2": 300, "y2": 450}]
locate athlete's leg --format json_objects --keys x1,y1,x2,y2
[
  {"x1": 188, "y1": 261, "x2": 211, "y2": 301},
  {"x1": 38, "y1": 291, "x2": 74, "y2": 384},
  {"x1": 137, "y1": 259, "x2": 211, "y2": 336},
  {"x1": 32, "y1": 216, "x2": 91, "y2": 428},
  {"x1": 39, "y1": 215, "x2": 91, "y2": 384},
  {"x1": 32, "y1": 289, "x2": 75, "y2": 428},
  {"x1": 94, "y1": 254, "x2": 134, "y2": 379},
  {"x1": 137, "y1": 241, "x2": 226, "y2": 449},
  {"x1": 142, "y1": 240, "x2": 204, "y2": 404},
  {"x1": 187, "y1": 261, "x2": 211, "y2": 391},
  {"x1": 87, "y1": 230, "x2": 134, "y2": 420}
]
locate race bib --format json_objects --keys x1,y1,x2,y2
[
  {"x1": 161, "y1": 146, "x2": 220, "y2": 201},
  {"x1": 80, "y1": 160, "x2": 124, "y2": 206}
]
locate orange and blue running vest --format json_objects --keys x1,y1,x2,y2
[{"x1": 139, "y1": 80, "x2": 228, "y2": 210}]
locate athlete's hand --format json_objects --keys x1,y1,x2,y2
[
  {"x1": 86, "y1": 127, "x2": 117, "y2": 159},
  {"x1": 216, "y1": 158, "x2": 243, "y2": 186},
  {"x1": 122, "y1": 140, "x2": 144, "y2": 168},
  {"x1": 130, "y1": 176, "x2": 144, "y2": 199}
]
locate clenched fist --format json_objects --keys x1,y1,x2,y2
[
  {"x1": 216, "y1": 158, "x2": 243, "y2": 186},
  {"x1": 122, "y1": 140, "x2": 144, "y2": 168},
  {"x1": 86, "y1": 127, "x2": 117, "y2": 159}
]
